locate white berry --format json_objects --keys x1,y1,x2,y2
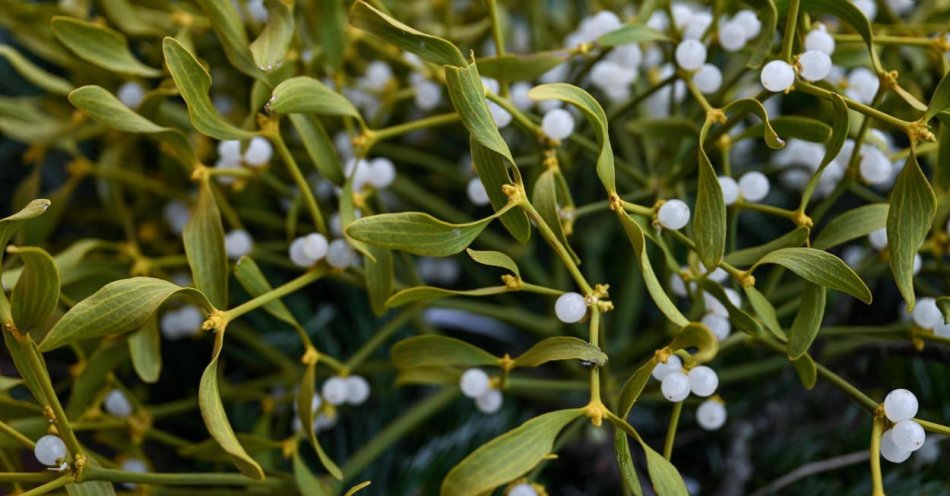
[
  {"x1": 891, "y1": 420, "x2": 925, "y2": 451},
  {"x1": 218, "y1": 140, "x2": 242, "y2": 161},
  {"x1": 718, "y1": 21, "x2": 747, "y2": 52},
  {"x1": 797, "y1": 50, "x2": 832, "y2": 82},
  {"x1": 508, "y1": 483, "x2": 538, "y2": 496},
  {"x1": 488, "y1": 101, "x2": 512, "y2": 128},
  {"x1": 805, "y1": 24, "x2": 835, "y2": 55},
  {"x1": 367, "y1": 157, "x2": 396, "y2": 188},
  {"x1": 289, "y1": 237, "x2": 314, "y2": 268},
  {"x1": 475, "y1": 389, "x2": 503, "y2": 414},
  {"x1": 675, "y1": 40, "x2": 707, "y2": 71},
  {"x1": 344, "y1": 375, "x2": 370, "y2": 405},
  {"x1": 302, "y1": 233, "x2": 329, "y2": 261},
  {"x1": 859, "y1": 146, "x2": 892, "y2": 185},
  {"x1": 652, "y1": 354, "x2": 683, "y2": 381},
  {"x1": 657, "y1": 199, "x2": 690, "y2": 230},
  {"x1": 117, "y1": 82, "x2": 145, "y2": 108},
  {"x1": 326, "y1": 239, "x2": 356, "y2": 269},
  {"x1": 733, "y1": 10, "x2": 762, "y2": 39},
  {"x1": 224, "y1": 229, "x2": 254, "y2": 260},
  {"x1": 555, "y1": 292, "x2": 587, "y2": 324},
  {"x1": 912, "y1": 297, "x2": 943, "y2": 329},
  {"x1": 868, "y1": 228, "x2": 888, "y2": 250},
  {"x1": 718, "y1": 176, "x2": 739, "y2": 205},
  {"x1": 467, "y1": 177, "x2": 491, "y2": 206},
  {"x1": 847, "y1": 68, "x2": 879, "y2": 105},
  {"x1": 321, "y1": 377, "x2": 348, "y2": 405},
  {"x1": 702, "y1": 313, "x2": 732, "y2": 341},
  {"x1": 761, "y1": 60, "x2": 795, "y2": 92},
  {"x1": 541, "y1": 108, "x2": 575, "y2": 141},
  {"x1": 880, "y1": 429, "x2": 912, "y2": 463},
  {"x1": 243, "y1": 137, "x2": 273, "y2": 167},
  {"x1": 696, "y1": 399, "x2": 727, "y2": 430},
  {"x1": 104, "y1": 389, "x2": 133, "y2": 417},
  {"x1": 738, "y1": 171, "x2": 770, "y2": 202},
  {"x1": 460, "y1": 368, "x2": 490, "y2": 398},
  {"x1": 34, "y1": 435, "x2": 67, "y2": 466},
  {"x1": 692, "y1": 64, "x2": 722, "y2": 94},
  {"x1": 687, "y1": 366, "x2": 719, "y2": 397},
  {"x1": 884, "y1": 389, "x2": 919, "y2": 423},
  {"x1": 661, "y1": 370, "x2": 691, "y2": 402}
]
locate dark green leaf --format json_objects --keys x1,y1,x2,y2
[
  {"x1": 0, "y1": 44, "x2": 72, "y2": 95},
  {"x1": 694, "y1": 148, "x2": 726, "y2": 269},
  {"x1": 346, "y1": 209, "x2": 509, "y2": 257},
  {"x1": 792, "y1": 353, "x2": 818, "y2": 389},
  {"x1": 470, "y1": 138, "x2": 531, "y2": 243}
]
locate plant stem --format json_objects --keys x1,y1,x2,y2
[
  {"x1": 870, "y1": 416, "x2": 885, "y2": 496},
  {"x1": 589, "y1": 308, "x2": 602, "y2": 405},
  {"x1": 796, "y1": 82, "x2": 912, "y2": 132},
  {"x1": 0, "y1": 473, "x2": 60, "y2": 483},
  {"x1": 484, "y1": 0, "x2": 508, "y2": 97},
  {"x1": 368, "y1": 113, "x2": 461, "y2": 143},
  {"x1": 267, "y1": 127, "x2": 327, "y2": 235},
  {"x1": 663, "y1": 401, "x2": 683, "y2": 460},
  {"x1": 0, "y1": 420, "x2": 34, "y2": 449},
  {"x1": 781, "y1": 0, "x2": 801, "y2": 61},
  {"x1": 19, "y1": 475, "x2": 70, "y2": 496},
  {"x1": 519, "y1": 200, "x2": 592, "y2": 294},
  {"x1": 344, "y1": 308, "x2": 418, "y2": 372},
  {"x1": 223, "y1": 267, "x2": 327, "y2": 322},
  {"x1": 81, "y1": 467, "x2": 285, "y2": 487}
]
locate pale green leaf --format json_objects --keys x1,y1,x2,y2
[
  {"x1": 466, "y1": 249, "x2": 519, "y2": 278},
  {"x1": 470, "y1": 138, "x2": 531, "y2": 243},
  {"x1": 346, "y1": 209, "x2": 507, "y2": 257},
  {"x1": 0, "y1": 44, "x2": 72, "y2": 95},
  {"x1": 812, "y1": 204, "x2": 888, "y2": 250},
  {"x1": 269, "y1": 77, "x2": 362, "y2": 120},
  {"x1": 441, "y1": 409, "x2": 583, "y2": 496},
  {"x1": 39, "y1": 277, "x2": 211, "y2": 352},
  {"x1": 743, "y1": 286, "x2": 787, "y2": 341},
  {"x1": 723, "y1": 98, "x2": 784, "y2": 149},
  {"x1": 887, "y1": 153, "x2": 936, "y2": 310},
  {"x1": 533, "y1": 168, "x2": 579, "y2": 264},
  {"x1": 752, "y1": 248, "x2": 872, "y2": 304},
  {"x1": 668, "y1": 322, "x2": 719, "y2": 364},
  {"x1": 194, "y1": 0, "x2": 263, "y2": 78},
  {"x1": 296, "y1": 361, "x2": 343, "y2": 479},
  {"x1": 475, "y1": 52, "x2": 565, "y2": 82},
  {"x1": 445, "y1": 63, "x2": 514, "y2": 164},
  {"x1": 787, "y1": 282, "x2": 826, "y2": 359},
  {"x1": 249, "y1": 0, "x2": 294, "y2": 71},
  {"x1": 344, "y1": 481, "x2": 372, "y2": 496},
  {"x1": 618, "y1": 358, "x2": 658, "y2": 417},
  {"x1": 639, "y1": 439, "x2": 689, "y2": 496},
  {"x1": 8, "y1": 246, "x2": 60, "y2": 333},
  {"x1": 597, "y1": 24, "x2": 670, "y2": 47},
  {"x1": 514, "y1": 337, "x2": 607, "y2": 367},
  {"x1": 615, "y1": 432, "x2": 644, "y2": 496},
  {"x1": 129, "y1": 315, "x2": 161, "y2": 384},
  {"x1": 293, "y1": 450, "x2": 334, "y2": 496},
  {"x1": 392, "y1": 335, "x2": 497, "y2": 369},
  {"x1": 163, "y1": 37, "x2": 257, "y2": 140},
  {"x1": 348, "y1": 0, "x2": 466, "y2": 67},
  {"x1": 386, "y1": 285, "x2": 508, "y2": 308},
  {"x1": 792, "y1": 353, "x2": 818, "y2": 389},
  {"x1": 51, "y1": 16, "x2": 162, "y2": 77},
  {"x1": 97, "y1": 0, "x2": 165, "y2": 36},
  {"x1": 737, "y1": 116, "x2": 830, "y2": 143},
  {"x1": 184, "y1": 180, "x2": 228, "y2": 309},
  {"x1": 288, "y1": 114, "x2": 345, "y2": 184}
]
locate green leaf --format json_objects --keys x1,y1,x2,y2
[
  {"x1": 936, "y1": 114, "x2": 950, "y2": 190},
  {"x1": 923, "y1": 70, "x2": 950, "y2": 122},
  {"x1": 68, "y1": 85, "x2": 196, "y2": 168},
  {"x1": 696, "y1": 280, "x2": 761, "y2": 336},
  {"x1": 38, "y1": 277, "x2": 211, "y2": 352},
  {"x1": 3, "y1": 239, "x2": 111, "y2": 289},
  {"x1": 348, "y1": 0, "x2": 466, "y2": 67},
  {"x1": 514, "y1": 337, "x2": 607, "y2": 367},
  {"x1": 313, "y1": 0, "x2": 346, "y2": 69},
  {"x1": 234, "y1": 257, "x2": 301, "y2": 326},
  {"x1": 470, "y1": 139, "x2": 531, "y2": 243},
  {"x1": 0, "y1": 200, "x2": 51, "y2": 323},
  {"x1": 937, "y1": 297, "x2": 949, "y2": 324},
  {"x1": 0, "y1": 44, "x2": 72, "y2": 95},
  {"x1": 346, "y1": 209, "x2": 509, "y2": 257},
  {"x1": 386, "y1": 285, "x2": 508, "y2": 308},
  {"x1": 596, "y1": 24, "x2": 670, "y2": 47},
  {"x1": 742, "y1": 0, "x2": 778, "y2": 69},
  {"x1": 441, "y1": 409, "x2": 583, "y2": 496},
  {"x1": 293, "y1": 450, "x2": 334, "y2": 496},
  {"x1": 615, "y1": 211, "x2": 689, "y2": 327},
  {"x1": 639, "y1": 439, "x2": 689, "y2": 496},
  {"x1": 0, "y1": 376, "x2": 22, "y2": 391},
  {"x1": 8, "y1": 246, "x2": 59, "y2": 334},
  {"x1": 776, "y1": 0, "x2": 882, "y2": 73},
  {"x1": 751, "y1": 248, "x2": 872, "y2": 304},
  {"x1": 787, "y1": 282, "x2": 826, "y2": 359},
  {"x1": 392, "y1": 335, "x2": 498, "y2": 369},
  {"x1": 475, "y1": 52, "x2": 565, "y2": 82},
  {"x1": 533, "y1": 168, "x2": 579, "y2": 264},
  {"x1": 288, "y1": 114, "x2": 345, "y2": 184},
  {"x1": 344, "y1": 481, "x2": 372, "y2": 496},
  {"x1": 529, "y1": 83, "x2": 616, "y2": 194},
  {"x1": 618, "y1": 358, "x2": 658, "y2": 417},
  {"x1": 792, "y1": 353, "x2": 818, "y2": 389},
  {"x1": 466, "y1": 249, "x2": 519, "y2": 278},
  {"x1": 296, "y1": 361, "x2": 343, "y2": 479},
  {"x1": 614, "y1": 432, "x2": 644, "y2": 496},
  {"x1": 249, "y1": 0, "x2": 294, "y2": 72},
  {"x1": 97, "y1": 0, "x2": 165, "y2": 36},
  {"x1": 887, "y1": 153, "x2": 936, "y2": 311},
  {"x1": 162, "y1": 37, "x2": 257, "y2": 140},
  {"x1": 3, "y1": 330, "x2": 51, "y2": 405},
  {"x1": 743, "y1": 286, "x2": 787, "y2": 341},
  {"x1": 801, "y1": 93, "x2": 849, "y2": 208},
  {"x1": 129, "y1": 315, "x2": 161, "y2": 384},
  {"x1": 723, "y1": 98, "x2": 784, "y2": 149},
  {"x1": 200, "y1": 331, "x2": 265, "y2": 479},
  {"x1": 365, "y1": 245, "x2": 393, "y2": 316},
  {"x1": 737, "y1": 116, "x2": 830, "y2": 143},
  {"x1": 184, "y1": 179, "x2": 229, "y2": 309},
  {"x1": 812, "y1": 204, "x2": 888, "y2": 250},
  {"x1": 66, "y1": 340, "x2": 128, "y2": 418},
  {"x1": 694, "y1": 147, "x2": 726, "y2": 269},
  {"x1": 268, "y1": 77, "x2": 363, "y2": 120},
  {"x1": 669, "y1": 322, "x2": 719, "y2": 364},
  {"x1": 445, "y1": 63, "x2": 514, "y2": 161},
  {"x1": 724, "y1": 226, "x2": 810, "y2": 267},
  {"x1": 194, "y1": 0, "x2": 263, "y2": 78},
  {"x1": 51, "y1": 16, "x2": 162, "y2": 77}
]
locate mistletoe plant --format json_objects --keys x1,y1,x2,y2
[{"x1": 1, "y1": 0, "x2": 950, "y2": 495}]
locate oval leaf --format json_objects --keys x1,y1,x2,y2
[
  {"x1": 752, "y1": 248, "x2": 872, "y2": 304},
  {"x1": 787, "y1": 282, "x2": 826, "y2": 359},
  {"x1": 346, "y1": 210, "x2": 505, "y2": 257},
  {"x1": 514, "y1": 337, "x2": 607, "y2": 367},
  {"x1": 466, "y1": 249, "x2": 519, "y2": 278},
  {"x1": 8, "y1": 246, "x2": 60, "y2": 333},
  {"x1": 812, "y1": 203, "x2": 888, "y2": 250},
  {"x1": 269, "y1": 77, "x2": 362, "y2": 119},
  {"x1": 886, "y1": 153, "x2": 936, "y2": 310},
  {"x1": 128, "y1": 316, "x2": 161, "y2": 384},
  {"x1": 184, "y1": 179, "x2": 229, "y2": 309},
  {"x1": 391, "y1": 335, "x2": 497, "y2": 369},
  {"x1": 51, "y1": 16, "x2": 162, "y2": 77},
  {"x1": 386, "y1": 286, "x2": 508, "y2": 308}
]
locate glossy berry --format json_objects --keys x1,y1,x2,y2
[
  {"x1": 912, "y1": 297, "x2": 943, "y2": 329},
  {"x1": 326, "y1": 239, "x2": 356, "y2": 269},
  {"x1": 367, "y1": 157, "x2": 396, "y2": 188},
  {"x1": 303, "y1": 233, "x2": 329, "y2": 260},
  {"x1": 224, "y1": 229, "x2": 254, "y2": 260},
  {"x1": 460, "y1": 368, "x2": 491, "y2": 398},
  {"x1": 891, "y1": 420, "x2": 925, "y2": 451},
  {"x1": 475, "y1": 389, "x2": 503, "y2": 414},
  {"x1": 804, "y1": 24, "x2": 835, "y2": 55},
  {"x1": 693, "y1": 64, "x2": 723, "y2": 94},
  {"x1": 797, "y1": 50, "x2": 832, "y2": 82},
  {"x1": 732, "y1": 10, "x2": 762, "y2": 39},
  {"x1": 859, "y1": 146, "x2": 892, "y2": 185},
  {"x1": 884, "y1": 389, "x2": 919, "y2": 423},
  {"x1": 688, "y1": 366, "x2": 719, "y2": 397},
  {"x1": 657, "y1": 199, "x2": 690, "y2": 230},
  {"x1": 652, "y1": 354, "x2": 683, "y2": 381},
  {"x1": 661, "y1": 370, "x2": 691, "y2": 402},
  {"x1": 344, "y1": 375, "x2": 370, "y2": 405},
  {"x1": 880, "y1": 429, "x2": 911, "y2": 463},
  {"x1": 738, "y1": 171, "x2": 770, "y2": 202},
  {"x1": 508, "y1": 483, "x2": 538, "y2": 496},
  {"x1": 467, "y1": 177, "x2": 491, "y2": 206},
  {"x1": 321, "y1": 377, "x2": 348, "y2": 405},
  {"x1": 718, "y1": 21, "x2": 747, "y2": 52},
  {"x1": 243, "y1": 137, "x2": 273, "y2": 167},
  {"x1": 675, "y1": 40, "x2": 706, "y2": 71},
  {"x1": 702, "y1": 313, "x2": 732, "y2": 341},
  {"x1": 868, "y1": 228, "x2": 888, "y2": 250},
  {"x1": 847, "y1": 68, "x2": 879, "y2": 105},
  {"x1": 34, "y1": 435, "x2": 67, "y2": 466},
  {"x1": 542, "y1": 109, "x2": 575, "y2": 141},
  {"x1": 104, "y1": 389, "x2": 133, "y2": 417},
  {"x1": 555, "y1": 292, "x2": 587, "y2": 323},
  {"x1": 761, "y1": 60, "x2": 795, "y2": 92},
  {"x1": 117, "y1": 82, "x2": 145, "y2": 108},
  {"x1": 696, "y1": 399, "x2": 727, "y2": 430},
  {"x1": 218, "y1": 140, "x2": 242, "y2": 161},
  {"x1": 718, "y1": 176, "x2": 739, "y2": 205}
]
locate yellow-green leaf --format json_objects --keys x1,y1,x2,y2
[
  {"x1": 639, "y1": 438, "x2": 689, "y2": 496},
  {"x1": 97, "y1": 0, "x2": 165, "y2": 36},
  {"x1": 597, "y1": 24, "x2": 670, "y2": 47},
  {"x1": 445, "y1": 64, "x2": 514, "y2": 163},
  {"x1": 936, "y1": 297, "x2": 949, "y2": 324},
  {"x1": 529, "y1": 83, "x2": 616, "y2": 194},
  {"x1": 470, "y1": 138, "x2": 531, "y2": 243},
  {"x1": 751, "y1": 248, "x2": 872, "y2": 304},
  {"x1": 365, "y1": 245, "x2": 393, "y2": 316},
  {"x1": 743, "y1": 286, "x2": 787, "y2": 341},
  {"x1": 386, "y1": 285, "x2": 508, "y2": 308},
  {"x1": 694, "y1": 146, "x2": 726, "y2": 269},
  {"x1": 162, "y1": 37, "x2": 257, "y2": 140},
  {"x1": 532, "y1": 168, "x2": 579, "y2": 264},
  {"x1": 792, "y1": 353, "x2": 818, "y2": 389},
  {"x1": 129, "y1": 315, "x2": 161, "y2": 384},
  {"x1": 887, "y1": 152, "x2": 936, "y2": 311},
  {"x1": 0, "y1": 199, "x2": 51, "y2": 323},
  {"x1": 194, "y1": 0, "x2": 263, "y2": 78},
  {"x1": 269, "y1": 77, "x2": 363, "y2": 120},
  {"x1": 787, "y1": 282, "x2": 826, "y2": 359},
  {"x1": 0, "y1": 44, "x2": 72, "y2": 95},
  {"x1": 812, "y1": 203, "x2": 888, "y2": 250},
  {"x1": 234, "y1": 257, "x2": 302, "y2": 326},
  {"x1": 249, "y1": 0, "x2": 294, "y2": 71},
  {"x1": 441, "y1": 409, "x2": 583, "y2": 496},
  {"x1": 514, "y1": 337, "x2": 606, "y2": 367},
  {"x1": 296, "y1": 361, "x2": 343, "y2": 479},
  {"x1": 475, "y1": 52, "x2": 565, "y2": 82},
  {"x1": 51, "y1": 16, "x2": 161, "y2": 77},
  {"x1": 466, "y1": 249, "x2": 519, "y2": 278},
  {"x1": 8, "y1": 246, "x2": 59, "y2": 333},
  {"x1": 618, "y1": 358, "x2": 658, "y2": 417},
  {"x1": 288, "y1": 114, "x2": 345, "y2": 184},
  {"x1": 184, "y1": 179, "x2": 228, "y2": 309},
  {"x1": 737, "y1": 116, "x2": 830, "y2": 144},
  {"x1": 725, "y1": 226, "x2": 810, "y2": 267},
  {"x1": 38, "y1": 277, "x2": 211, "y2": 351},
  {"x1": 346, "y1": 208, "x2": 510, "y2": 257},
  {"x1": 391, "y1": 335, "x2": 497, "y2": 369},
  {"x1": 723, "y1": 98, "x2": 784, "y2": 149},
  {"x1": 293, "y1": 450, "x2": 334, "y2": 496},
  {"x1": 348, "y1": 0, "x2": 466, "y2": 67},
  {"x1": 614, "y1": 432, "x2": 644, "y2": 496},
  {"x1": 669, "y1": 322, "x2": 719, "y2": 364}
]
